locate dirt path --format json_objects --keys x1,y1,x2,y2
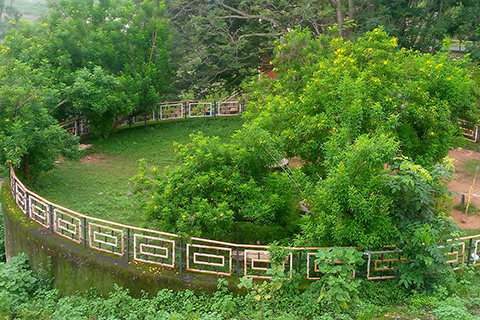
[{"x1": 448, "y1": 148, "x2": 480, "y2": 229}]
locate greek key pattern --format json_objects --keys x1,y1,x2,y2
[
  {"x1": 187, "y1": 244, "x2": 232, "y2": 276},
  {"x1": 244, "y1": 250, "x2": 293, "y2": 279},
  {"x1": 366, "y1": 250, "x2": 406, "y2": 280},
  {"x1": 159, "y1": 103, "x2": 183, "y2": 120},
  {"x1": 15, "y1": 182, "x2": 27, "y2": 212},
  {"x1": 8, "y1": 166, "x2": 480, "y2": 281},
  {"x1": 28, "y1": 195, "x2": 50, "y2": 228},
  {"x1": 88, "y1": 223, "x2": 124, "y2": 256},
  {"x1": 134, "y1": 234, "x2": 175, "y2": 267},
  {"x1": 53, "y1": 208, "x2": 82, "y2": 244},
  {"x1": 189, "y1": 102, "x2": 213, "y2": 117},
  {"x1": 217, "y1": 101, "x2": 239, "y2": 116}
]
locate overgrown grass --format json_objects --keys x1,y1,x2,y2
[
  {"x1": 30, "y1": 117, "x2": 244, "y2": 227},
  {"x1": 452, "y1": 136, "x2": 480, "y2": 154},
  {"x1": 454, "y1": 203, "x2": 479, "y2": 215},
  {"x1": 464, "y1": 159, "x2": 480, "y2": 176}
]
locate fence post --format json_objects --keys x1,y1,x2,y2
[
  {"x1": 11, "y1": 175, "x2": 16, "y2": 202},
  {"x1": 25, "y1": 192, "x2": 30, "y2": 220},
  {"x1": 298, "y1": 251, "x2": 302, "y2": 274},
  {"x1": 83, "y1": 217, "x2": 88, "y2": 249},
  {"x1": 460, "y1": 193, "x2": 465, "y2": 211},
  {"x1": 179, "y1": 238, "x2": 183, "y2": 273},
  {"x1": 49, "y1": 204, "x2": 54, "y2": 233},
  {"x1": 126, "y1": 228, "x2": 130, "y2": 263},
  {"x1": 236, "y1": 246, "x2": 240, "y2": 279}
]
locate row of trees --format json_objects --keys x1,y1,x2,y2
[
  {"x1": 139, "y1": 28, "x2": 479, "y2": 290},
  {"x1": 1, "y1": 0, "x2": 480, "y2": 174},
  {"x1": 166, "y1": 0, "x2": 480, "y2": 94},
  {"x1": 0, "y1": 0, "x2": 172, "y2": 175}
]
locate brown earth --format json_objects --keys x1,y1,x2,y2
[
  {"x1": 288, "y1": 148, "x2": 480, "y2": 230},
  {"x1": 448, "y1": 147, "x2": 480, "y2": 229},
  {"x1": 80, "y1": 153, "x2": 108, "y2": 164}
]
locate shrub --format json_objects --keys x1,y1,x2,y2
[{"x1": 133, "y1": 130, "x2": 302, "y2": 239}]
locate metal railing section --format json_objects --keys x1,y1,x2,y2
[{"x1": 8, "y1": 166, "x2": 480, "y2": 281}]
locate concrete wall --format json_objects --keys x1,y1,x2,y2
[{"x1": 1, "y1": 180, "x2": 236, "y2": 297}]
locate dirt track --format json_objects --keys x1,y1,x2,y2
[{"x1": 448, "y1": 148, "x2": 480, "y2": 229}]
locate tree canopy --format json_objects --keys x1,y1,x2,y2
[
  {"x1": 0, "y1": 0, "x2": 173, "y2": 174},
  {"x1": 245, "y1": 27, "x2": 478, "y2": 168}
]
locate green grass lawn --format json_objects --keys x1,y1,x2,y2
[{"x1": 30, "y1": 117, "x2": 244, "y2": 227}]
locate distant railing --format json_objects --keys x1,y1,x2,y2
[
  {"x1": 8, "y1": 166, "x2": 480, "y2": 280},
  {"x1": 121, "y1": 98, "x2": 244, "y2": 127},
  {"x1": 60, "y1": 98, "x2": 245, "y2": 136},
  {"x1": 459, "y1": 119, "x2": 480, "y2": 143}
]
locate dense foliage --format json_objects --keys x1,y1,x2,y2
[
  {"x1": 245, "y1": 27, "x2": 478, "y2": 168},
  {"x1": 0, "y1": 253, "x2": 479, "y2": 319},
  {"x1": 0, "y1": 58, "x2": 78, "y2": 176},
  {"x1": 239, "y1": 28, "x2": 475, "y2": 288},
  {"x1": 0, "y1": 0, "x2": 173, "y2": 174},
  {"x1": 133, "y1": 126, "x2": 302, "y2": 239},
  {"x1": 166, "y1": 0, "x2": 480, "y2": 96}
]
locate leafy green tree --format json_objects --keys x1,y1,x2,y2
[
  {"x1": 67, "y1": 67, "x2": 132, "y2": 137},
  {"x1": 2, "y1": 0, "x2": 173, "y2": 136},
  {"x1": 387, "y1": 157, "x2": 458, "y2": 290},
  {"x1": 299, "y1": 134, "x2": 399, "y2": 249},
  {"x1": 245, "y1": 27, "x2": 479, "y2": 170},
  {"x1": 314, "y1": 247, "x2": 364, "y2": 312},
  {"x1": 0, "y1": 58, "x2": 78, "y2": 176},
  {"x1": 122, "y1": 0, "x2": 173, "y2": 123},
  {"x1": 133, "y1": 128, "x2": 301, "y2": 238}
]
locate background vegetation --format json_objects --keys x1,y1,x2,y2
[
  {"x1": 0, "y1": 252, "x2": 479, "y2": 319},
  {"x1": 1, "y1": 0, "x2": 480, "y2": 318}
]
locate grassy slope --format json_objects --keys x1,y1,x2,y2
[{"x1": 31, "y1": 117, "x2": 244, "y2": 227}]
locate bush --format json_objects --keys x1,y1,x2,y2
[{"x1": 133, "y1": 131, "x2": 302, "y2": 240}]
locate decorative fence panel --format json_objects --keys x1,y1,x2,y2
[
  {"x1": 115, "y1": 98, "x2": 244, "y2": 129},
  {"x1": 8, "y1": 166, "x2": 480, "y2": 281}
]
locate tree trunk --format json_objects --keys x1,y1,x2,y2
[
  {"x1": 345, "y1": 0, "x2": 355, "y2": 40},
  {"x1": 335, "y1": 0, "x2": 344, "y2": 38},
  {"x1": 348, "y1": 0, "x2": 355, "y2": 20}
]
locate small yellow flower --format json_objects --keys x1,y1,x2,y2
[
  {"x1": 182, "y1": 215, "x2": 186, "y2": 219},
  {"x1": 5, "y1": 118, "x2": 9, "y2": 122},
  {"x1": 151, "y1": 195, "x2": 155, "y2": 199},
  {"x1": 220, "y1": 213, "x2": 224, "y2": 217},
  {"x1": 430, "y1": 132, "x2": 434, "y2": 135}
]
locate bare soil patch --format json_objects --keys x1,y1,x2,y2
[
  {"x1": 79, "y1": 143, "x2": 93, "y2": 151},
  {"x1": 288, "y1": 156, "x2": 303, "y2": 168},
  {"x1": 80, "y1": 153, "x2": 108, "y2": 164},
  {"x1": 448, "y1": 147, "x2": 480, "y2": 229}
]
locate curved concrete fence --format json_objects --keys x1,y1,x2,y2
[{"x1": 3, "y1": 166, "x2": 480, "y2": 295}]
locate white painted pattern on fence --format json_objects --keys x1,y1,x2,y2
[{"x1": 8, "y1": 166, "x2": 480, "y2": 280}]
